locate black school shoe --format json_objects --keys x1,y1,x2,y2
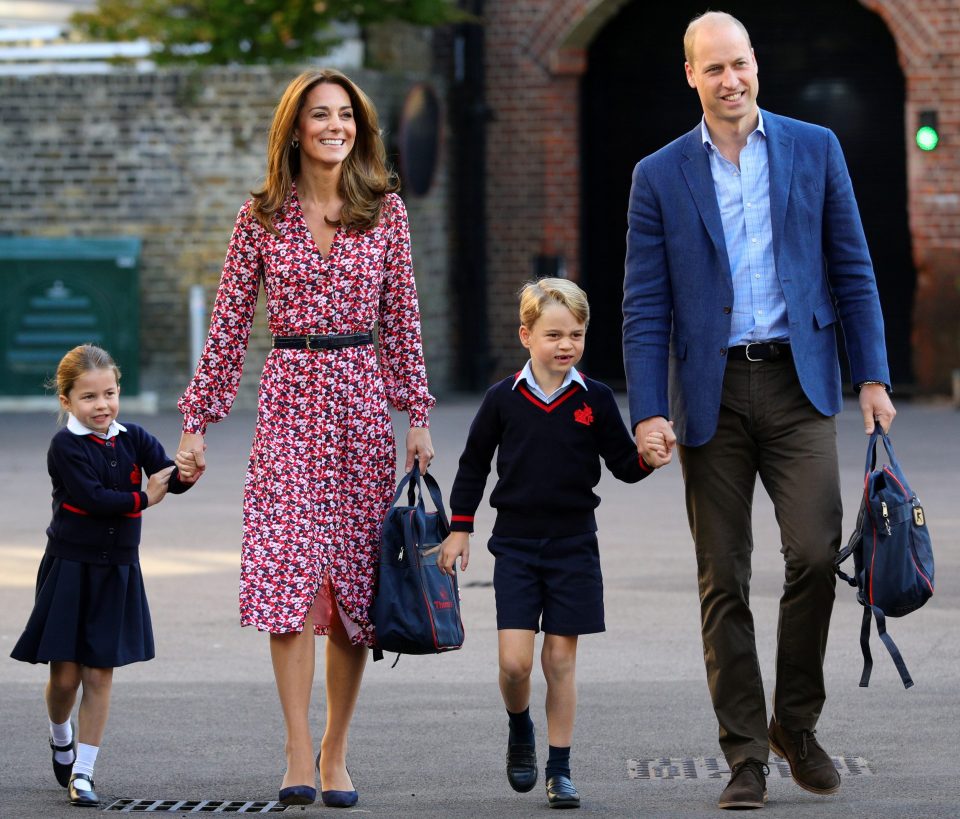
[
  {"x1": 545, "y1": 774, "x2": 580, "y2": 808},
  {"x1": 68, "y1": 772, "x2": 99, "y2": 807},
  {"x1": 50, "y1": 726, "x2": 77, "y2": 788},
  {"x1": 506, "y1": 736, "x2": 538, "y2": 793}
]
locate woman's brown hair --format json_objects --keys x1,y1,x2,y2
[{"x1": 250, "y1": 69, "x2": 399, "y2": 234}]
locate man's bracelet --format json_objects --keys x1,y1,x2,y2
[{"x1": 856, "y1": 380, "x2": 887, "y2": 392}]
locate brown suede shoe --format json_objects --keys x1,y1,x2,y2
[
  {"x1": 768, "y1": 715, "x2": 841, "y2": 795},
  {"x1": 718, "y1": 759, "x2": 769, "y2": 809}
]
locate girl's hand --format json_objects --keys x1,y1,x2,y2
[
  {"x1": 175, "y1": 449, "x2": 201, "y2": 481},
  {"x1": 405, "y1": 427, "x2": 434, "y2": 473},
  {"x1": 146, "y1": 465, "x2": 175, "y2": 507},
  {"x1": 438, "y1": 531, "x2": 470, "y2": 576},
  {"x1": 176, "y1": 431, "x2": 206, "y2": 483}
]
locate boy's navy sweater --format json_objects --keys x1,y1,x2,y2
[
  {"x1": 45, "y1": 423, "x2": 191, "y2": 565},
  {"x1": 449, "y1": 373, "x2": 652, "y2": 538}
]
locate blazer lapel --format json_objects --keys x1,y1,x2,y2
[
  {"x1": 680, "y1": 125, "x2": 727, "y2": 256},
  {"x1": 763, "y1": 111, "x2": 794, "y2": 269}
]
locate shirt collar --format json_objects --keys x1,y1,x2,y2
[
  {"x1": 66, "y1": 414, "x2": 126, "y2": 440},
  {"x1": 700, "y1": 109, "x2": 766, "y2": 152},
  {"x1": 512, "y1": 360, "x2": 587, "y2": 394}
]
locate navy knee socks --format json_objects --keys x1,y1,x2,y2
[
  {"x1": 545, "y1": 745, "x2": 571, "y2": 780},
  {"x1": 507, "y1": 707, "x2": 535, "y2": 745}
]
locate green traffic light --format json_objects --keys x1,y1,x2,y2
[{"x1": 916, "y1": 125, "x2": 939, "y2": 151}]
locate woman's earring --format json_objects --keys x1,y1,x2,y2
[{"x1": 291, "y1": 137, "x2": 300, "y2": 149}]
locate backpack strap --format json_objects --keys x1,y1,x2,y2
[
  {"x1": 859, "y1": 604, "x2": 914, "y2": 689},
  {"x1": 858, "y1": 606, "x2": 874, "y2": 686}
]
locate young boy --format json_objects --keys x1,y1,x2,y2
[{"x1": 438, "y1": 278, "x2": 667, "y2": 809}]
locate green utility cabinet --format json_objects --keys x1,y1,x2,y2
[{"x1": 0, "y1": 237, "x2": 142, "y2": 396}]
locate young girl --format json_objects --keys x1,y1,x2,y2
[
  {"x1": 10, "y1": 344, "x2": 195, "y2": 807},
  {"x1": 438, "y1": 279, "x2": 667, "y2": 808}
]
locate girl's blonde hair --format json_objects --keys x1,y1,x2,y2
[
  {"x1": 49, "y1": 344, "x2": 121, "y2": 422},
  {"x1": 250, "y1": 68, "x2": 399, "y2": 234},
  {"x1": 518, "y1": 277, "x2": 590, "y2": 329}
]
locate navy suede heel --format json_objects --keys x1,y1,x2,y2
[
  {"x1": 316, "y1": 750, "x2": 359, "y2": 808},
  {"x1": 278, "y1": 784, "x2": 317, "y2": 806}
]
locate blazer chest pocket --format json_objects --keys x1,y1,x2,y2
[{"x1": 791, "y1": 175, "x2": 822, "y2": 202}]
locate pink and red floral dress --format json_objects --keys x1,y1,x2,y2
[{"x1": 178, "y1": 189, "x2": 434, "y2": 645}]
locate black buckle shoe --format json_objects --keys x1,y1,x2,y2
[
  {"x1": 506, "y1": 740, "x2": 538, "y2": 793},
  {"x1": 546, "y1": 774, "x2": 580, "y2": 809},
  {"x1": 68, "y1": 772, "x2": 99, "y2": 807},
  {"x1": 50, "y1": 729, "x2": 76, "y2": 788}
]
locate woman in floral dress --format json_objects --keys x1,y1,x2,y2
[{"x1": 175, "y1": 69, "x2": 435, "y2": 807}]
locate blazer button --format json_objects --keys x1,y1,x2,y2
[
  {"x1": 100, "y1": 552, "x2": 109, "y2": 561},
  {"x1": 110, "y1": 460, "x2": 117, "y2": 467},
  {"x1": 723, "y1": 306, "x2": 732, "y2": 314},
  {"x1": 108, "y1": 527, "x2": 116, "y2": 535},
  {"x1": 720, "y1": 347, "x2": 728, "y2": 356}
]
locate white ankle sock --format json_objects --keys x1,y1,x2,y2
[
  {"x1": 72, "y1": 743, "x2": 99, "y2": 778},
  {"x1": 50, "y1": 718, "x2": 72, "y2": 746},
  {"x1": 50, "y1": 719, "x2": 75, "y2": 764}
]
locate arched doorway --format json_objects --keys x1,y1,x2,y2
[{"x1": 580, "y1": 1, "x2": 914, "y2": 387}]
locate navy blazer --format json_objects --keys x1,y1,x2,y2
[{"x1": 623, "y1": 110, "x2": 891, "y2": 447}]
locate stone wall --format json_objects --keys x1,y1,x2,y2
[{"x1": 0, "y1": 66, "x2": 454, "y2": 406}]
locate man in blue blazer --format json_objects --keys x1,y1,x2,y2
[{"x1": 623, "y1": 11, "x2": 896, "y2": 810}]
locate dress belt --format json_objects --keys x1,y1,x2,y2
[
  {"x1": 273, "y1": 332, "x2": 374, "y2": 350},
  {"x1": 727, "y1": 342, "x2": 792, "y2": 362}
]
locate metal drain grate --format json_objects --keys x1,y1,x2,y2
[
  {"x1": 104, "y1": 799, "x2": 288, "y2": 813},
  {"x1": 628, "y1": 756, "x2": 873, "y2": 780}
]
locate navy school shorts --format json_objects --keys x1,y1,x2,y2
[{"x1": 488, "y1": 531, "x2": 605, "y2": 636}]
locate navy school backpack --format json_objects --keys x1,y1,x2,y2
[
  {"x1": 835, "y1": 427, "x2": 934, "y2": 688},
  {"x1": 370, "y1": 463, "x2": 465, "y2": 664}
]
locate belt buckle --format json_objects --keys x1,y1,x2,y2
[
  {"x1": 745, "y1": 342, "x2": 764, "y2": 362},
  {"x1": 305, "y1": 335, "x2": 317, "y2": 351}
]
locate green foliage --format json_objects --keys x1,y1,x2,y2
[{"x1": 71, "y1": 0, "x2": 465, "y2": 65}]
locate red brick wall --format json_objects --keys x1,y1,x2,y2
[
  {"x1": 861, "y1": 0, "x2": 960, "y2": 391},
  {"x1": 483, "y1": 0, "x2": 960, "y2": 391}
]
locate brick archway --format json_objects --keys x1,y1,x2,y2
[{"x1": 482, "y1": 1, "x2": 960, "y2": 389}]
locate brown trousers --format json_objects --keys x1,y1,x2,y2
[{"x1": 679, "y1": 358, "x2": 842, "y2": 766}]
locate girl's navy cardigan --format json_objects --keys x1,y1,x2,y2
[
  {"x1": 448, "y1": 373, "x2": 653, "y2": 538},
  {"x1": 44, "y1": 424, "x2": 191, "y2": 565}
]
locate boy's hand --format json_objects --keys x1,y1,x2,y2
[
  {"x1": 175, "y1": 449, "x2": 202, "y2": 482},
  {"x1": 637, "y1": 416, "x2": 675, "y2": 467},
  {"x1": 642, "y1": 430, "x2": 672, "y2": 468},
  {"x1": 438, "y1": 531, "x2": 470, "y2": 576},
  {"x1": 146, "y1": 465, "x2": 175, "y2": 507}
]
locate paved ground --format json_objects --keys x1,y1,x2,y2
[{"x1": 1, "y1": 397, "x2": 958, "y2": 818}]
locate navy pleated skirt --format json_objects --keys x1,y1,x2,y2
[{"x1": 10, "y1": 553, "x2": 154, "y2": 668}]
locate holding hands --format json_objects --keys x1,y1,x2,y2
[
  {"x1": 637, "y1": 416, "x2": 676, "y2": 468},
  {"x1": 175, "y1": 432, "x2": 207, "y2": 483}
]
